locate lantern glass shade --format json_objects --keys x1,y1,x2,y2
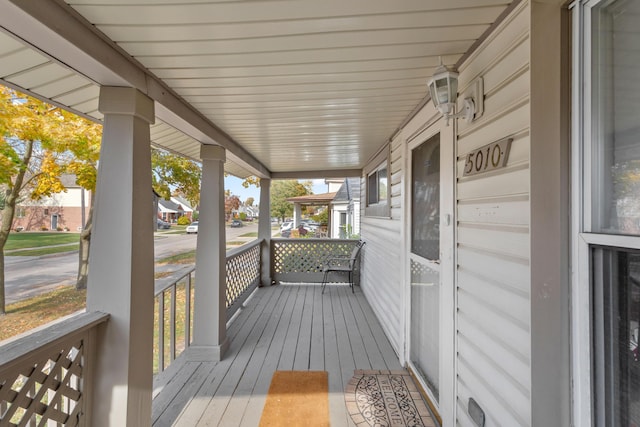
[{"x1": 428, "y1": 65, "x2": 459, "y2": 115}]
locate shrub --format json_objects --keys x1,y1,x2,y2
[
  {"x1": 41, "y1": 226, "x2": 49, "y2": 231},
  {"x1": 177, "y1": 216, "x2": 191, "y2": 225},
  {"x1": 56, "y1": 227, "x2": 64, "y2": 232},
  {"x1": 239, "y1": 212, "x2": 247, "y2": 221}
]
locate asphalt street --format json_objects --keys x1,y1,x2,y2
[{"x1": 4, "y1": 222, "x2": 260, "y2": 304}]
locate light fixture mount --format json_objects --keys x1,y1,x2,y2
[{"x1": 428, "y1": 62, "x2": 484, "y2": 126}]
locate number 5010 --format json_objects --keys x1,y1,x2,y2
[{"x1": 463, "y1": 137, "x2": 513, "y2": 177}]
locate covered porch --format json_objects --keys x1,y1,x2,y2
[
  {"x1": 0, "y1": 0, "x2": 577, "y2": 426},
  {"x1": 151, "y1": 284, "x2": 407, "y2": 426}
]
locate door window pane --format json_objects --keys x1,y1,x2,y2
[
  {"x1": 592, "y1": 247, "x2": 640, "y2": 425},
  {"x1": 591, "y1": 0, "x2": 640, "y2": 235},
  {"x1": 412, "y1": 134, "x2": 440, "y2": 260}
]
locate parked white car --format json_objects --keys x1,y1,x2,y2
[
  {"x1": 280, "y1": 221, "x2": 293, "y2": 233},
  {"x1": 186, "y1": 221, "x2": 199, "y2": 234}
]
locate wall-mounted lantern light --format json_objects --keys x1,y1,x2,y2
[{"x1": 428, "y1": 62, "x2": 483, "y2": 126}]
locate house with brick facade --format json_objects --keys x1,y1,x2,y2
[{"x1": 11, "y1": 174, "x2": 90, "y2": 232}]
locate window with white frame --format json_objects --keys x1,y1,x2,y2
[
  {"x1": 364, "y1": 146, "x2": 390, "y2": 217},
  {"x1": 573, "y1": 0, "x2": 640, "y2": 425},
  {"x1": 367, "y1": 164, "x2": 387, "y2": 206}
]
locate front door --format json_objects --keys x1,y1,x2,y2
[
  {"x1": 407, "y1": 119, "x2": 455, "y2": 424},
  {"x1": 51, "y1": 214, "x2": 59, "y2": 230}
]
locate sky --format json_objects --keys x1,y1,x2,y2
[{"x1": 225, "y1": 176, "x2": 329, "y2": 204}]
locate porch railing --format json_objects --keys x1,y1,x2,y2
[
  {"x1": 154, "y1": 265, "x2": 195, "y2": 374},
  {"x1": 0, "y1": 311, "x2": 109, "y2": 426},
  {"x1": 225, "y1": 239, "x2": 262, "y2": 321},
  {"x1": 153, "y1": 239, "x2": 263, "y2": 373},
  {"x1": 270, "y1": 238, "x2": 360, "y2": 284}
]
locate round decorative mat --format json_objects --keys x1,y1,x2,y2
[{"x1": 345, "y1": 370, "x2": 436, "y2": 427}]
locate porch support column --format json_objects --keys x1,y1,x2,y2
[
  {"x1": 258, "y1": 178, "x2": 272, "y2": 286},
  {"x1": 87, "y1": 86, "x2": 155, "y2": 427},
  {"x1": 293, "y1": 203, "x2": 302, "y2": 227},
  {"x1": 192, "y1": 145, "x2": 229, "y2": 361},
  {"x1": 530, "y1": 2, "x2": 570, "y2": 426}
]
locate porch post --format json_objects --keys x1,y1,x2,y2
[
  {"x1": 192, "y1": 144, "x2": 229, "y2": 360},
  {"x1": 87, "y1": 86, "x2": 155, "y2": 426},
  {"x1": 258, "y1": 178, "x2": 272, "y2": 286},
  {"x1": 293, "y1": 203, "x2": 302, "y2": 227}
]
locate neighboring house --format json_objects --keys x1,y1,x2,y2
[
  {"x1": 235, "y1": 204, "x2": 258, "y2": 219},
  {"x1": 330, "y1": 177, "x2": 360, "y2": 238},
  {"x1": 157, "y1": 198, "x2": 183, "y2": 223},
  {"x1": 11, "y1": 174, "x2": 90, "y2": 231},
  {"x1": 171, "y1": 196, "x2": 194, "y2": 221}
]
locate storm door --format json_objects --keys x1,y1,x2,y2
[{"x1": 407, "y1": 121, "x2": 455, "y2": 423}]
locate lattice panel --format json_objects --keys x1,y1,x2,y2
[
  {"x1": 226, "y1": 243, "x2": 261, "y2": 317},
  {"x1": 0, "y1": 339, "x2": 85, "y2": 426},
  {"x1": 271, "y1": 239, "x2": 358, "y2": 283}
]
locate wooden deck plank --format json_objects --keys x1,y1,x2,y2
[
  {"x1": 276, "y1": 284, "x2": 307, "y2": 370},
  {"x1": 344, "y1": 288, "x2": 388, "y2": 370},
  {"x1": 153, "y1": 284, "x2": 401, "y2": 426},
  {"x1": 338, "y1": 286, "x2": 373, "y2": 371},
  {"x1": 321, "y1": 284, "x2": 351, "y2": 427},
  {"x1": 169, "y1": 286, "x2": 285, "y2": 426},
  {"x1": 235, "y1": 286, "x2": 311, "y2": 426},
  {"x1": 309, "y1": 285, "x2": 325, "y2": 371},
  {"x1": 217, "y1": 286, "x2": 301, "y2": 426},
  {"x1": 195, "y1": 285, "x2": 297, "y2": 425},
  {"x1": 153, "y1": 361, "x2": 216, "y2": 426},
  {"x1": 354, "y1": 291, "x2": 403, "y2": 370},
  {"x1": 293, "y1": 285, "x2": 314, "y2": 370}
]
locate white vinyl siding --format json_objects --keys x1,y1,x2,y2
[
  {"x1": 360, "y1": 2, "x2": 536, "y2": 424},
  {"x1": 455, "y1": 2, "x2": 532, "y2": 426},
  {"x1": 359, "y1": 135, "x2": 404, "y2": 355}
]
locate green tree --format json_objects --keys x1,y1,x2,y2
[
  {"x1": 270, "y1": 180, "x2": 312, "y2": 222},
  {"x1": 151, "y1": 149, "x2": 202, "y2": 207}
]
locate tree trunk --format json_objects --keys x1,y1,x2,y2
[
  {"x1": 0, "y1": 139, "x2": 34, "y2": 314},
  {"x1": 76, "y1": 191, "x2": 94, "y2": 290}
]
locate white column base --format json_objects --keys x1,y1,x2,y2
[{"x1": 187, "y1": 341, "x2": 231, "y2": 362}]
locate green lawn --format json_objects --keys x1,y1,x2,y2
[
  {"x1": 5, "y1": 232, "x2": 80, "y2": 250},
  {"x1": 8, "y1": 244, "x2": 79, "y2": 257}
]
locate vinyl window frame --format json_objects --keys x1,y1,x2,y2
[{"x1": 364, "y1": 145, "x2": 391, "y2": 218}]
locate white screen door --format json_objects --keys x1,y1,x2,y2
[{"x1": 407, "y1": 120, "x2": 455, "y2": 423}]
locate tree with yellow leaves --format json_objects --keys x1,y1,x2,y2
[
  {"x1": 0, "y1": 87, "x2": 67, "y2": 314},
  {"x1": 51, "y1": 109, "x2": 101, "y2": 291}
]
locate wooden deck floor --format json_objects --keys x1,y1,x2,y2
[{"x1": 152, "y1": 283, "x2": 402, "y2": 426}]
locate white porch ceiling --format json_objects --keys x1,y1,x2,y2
[{"x1": 0, "y1": 0, "x2": 513, "y2": 178}]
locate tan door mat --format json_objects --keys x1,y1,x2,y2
[
  {"x1": 345, "y1": 370, "x2": 436, "y2": 426},
  {"x1": 259, "y1": 370, "x2": 329, "y2": 427}
]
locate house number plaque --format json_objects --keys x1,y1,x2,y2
[{"x1": 463, "y1": 137, "x2": 513, "y2": 176}]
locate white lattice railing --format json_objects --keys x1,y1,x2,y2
[
  {"x1": 271, "y1": 238, "x2": 361, "y2": 284},
  {"x1": 226, "y1": 240, "x2": 262, "y2": 321},
  {"x1": 0, "y1": 311, "x2": 108, "y2": 426}
]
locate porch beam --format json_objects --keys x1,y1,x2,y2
[
  {"x1": 87, "y1": 86, "x2": 155, "y2": 427},
  {"x1": 0, "y1": 0, "x2": 270, "y2": 179},
  {"x1": 258, "y1": 178, "x2": 272, "y2": 286},
  {"x1": 192, "y1": 145, "x2": 229, "y2": 361},
  {"x1": 271, "y1": 169, "x2": 362, "y2": 179}
]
